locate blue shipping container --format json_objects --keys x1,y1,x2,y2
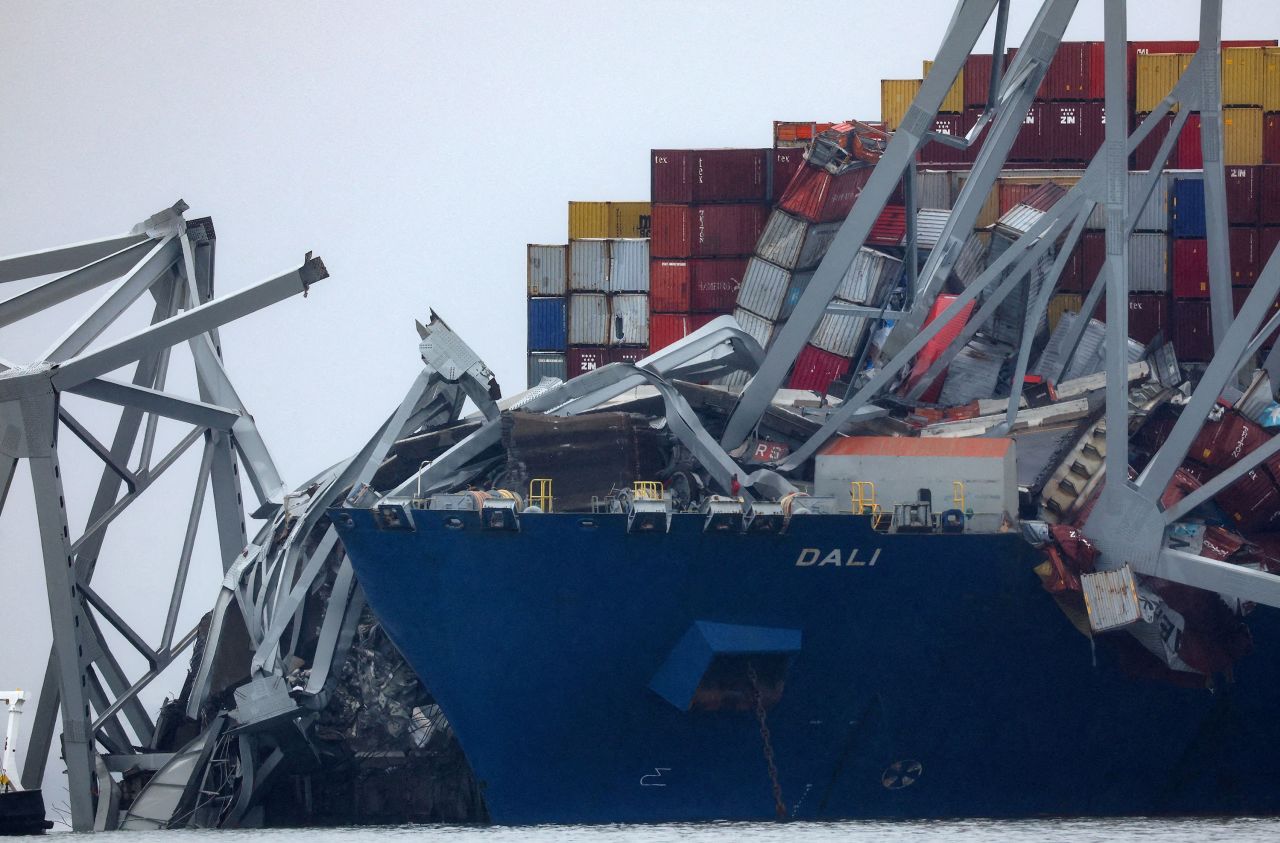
[
  {"x1": 528, "y1": 297, "x2": 567, "y2": 351},
  {"x1": 1171, "y1": 178, "x2": 1206, "y2": 239}
]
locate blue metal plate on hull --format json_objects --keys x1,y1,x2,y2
[{"x1": 333, "y1": 509, "x2": 1280, "y2": 824}]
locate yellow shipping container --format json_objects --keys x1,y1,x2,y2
[
  {"x1": 1135, "y1": 53, "x2": 1192, "y2": 114},
  {"x1": 1222, "y1": 47, "x2": 1265, "y2": 108},
  {"x1": 1263, "y1": 47, "x2": 1280, "y2": 112},
  {"x1": 568, "y1": 202, "x2": 611, "y2": 239},
  {"x1": 1223, "y1": 106, "x2": 1263, "y2": 166},
  {"x1": 609, "y1": 202, "x2": 651, "y2": 238},
  {"x1": 881, "y1": 79, "x2": 922, "y2": 132},
  {"x1": 1048, "y1": 294, "x2": 1083, "y2": 334},
  {"x1": 922, "y1": 60, "x2": 965, "y2": 115}
]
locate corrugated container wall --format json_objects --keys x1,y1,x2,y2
[
  {"x1": 1136, "y1": 53, "x2": 1192, "y2": 114},
  {"x1": 566, "y1": 347, "x2": 609, "y2": 377},
  {"x1": 917, "y1": 170, "x2": 954, "y2": 210},
  {"x1": 527, "y1": 297, "x2": 567, "y2": 351},
  {"x1": 527, "y1": 352, "x2": 567, "y2": 387},
  {"x1": 1263, "y1": 166, "x2": 1280, "y2": 223},
  {"x1": 772, "y1": 148, "x2": 806, "y2": 202},
  {"x1": 922, "y1": 60, "x2": 964, "y2": 114},
  {"x1": 1225, "y1": 166, "x2": 1260, "y2": 224},
  {"x1": 963, "y1": 54, "x2": 994, "y2": 107},
  {"x1": 1087, "y1": 171, "x2": 1171, "y2": 231},
  {"x1": 1049, "y1": 294, "x2": 1083, "y2": 333},
  {"x1": 1231, "y1": 226, "x2": 1260, "y2": 284},
  {"x1": 1266, "y1": 47, "x2": 1280, "y2": 112},
  {"x1": 738, "y1": 258, "x2": 793, "y2": 321},
  {"x1": 1172, "y1": 238, "x2": 1209, "y2": 297},
  {"x1": 1048, "y1": 102, "x2": 1105, "y2": 163},
  {"x1": 732, "y1": 307, "x2": 775, "y2": 350},
  {"x1": 1128, "y1": 233, "x2": 1170, "y2": 292},
  {"x1": 527, "y1": 244, "x2": 567, "y2": 296},
  {"x1": 835, "y1": 248, "x2": 904, "y2": 304},
  {"x1": 650, "y1": 260, "x2": 689, "y2": 312},
  {"x1": 1224, "y1": 107, "x2": 1264, "y2": 165},
  {"x1": 651, "y1": 204, "x2": 768, "y2": 258},
  {"x1": 881, "y1": 80, "x2": 922, "y2": 132},
  {"x1": 609, "y1": 239, "x2": 649, "y2": 292},
  {"x1": 1171, "y1": 177, "x2": 1207, "y2": 238},
  {"x1": 611, "y1": 203, "x2": 652, "y2": 238},
  {"x1": 569, "y1": 239, "x2": 610, "y2": 291},
  {"x1": 649, "y1": 313, "x2": 689, "y2": 350},
  {"x1": 568, "y1": 293, "x2": 610, "y2": 346},
  {"x1": 690, "y1": 259, "x2": 748, "y2": 313},
  {"x1": 569, "y1": 202, "x2": 651, "y2": 238},
  {"x1": 811, "y1": 313, "x2": 870, "y2": 358},
  {"x1": 651, "y1": 149, "x2": 768, "y2": 204},
  {"x1": 788, "y1": 344, "x2": 851, "y2": 394},
  {"x1": 1222, "y1": 47, "x2": 1265, "y2": 107},
  {"x1": 609, "y1": 294, "x2": 649, "y2": 346},
  {"x1": 756, "y1": 211, "x2": 841, "y2": 271}
]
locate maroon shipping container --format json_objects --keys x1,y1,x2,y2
[
  {"x1": 650, "y1": 259, "x2": 691, "y2": 312},
  {"x1": 1216, "y1": 470, "x2": 1280, "y2": 533},
  {"x1": 1085, "y1": 41, "x2": 1107, "y2": 100},
  {"x1": 1079, "y1": 230, "x2": 1106, "y2": 293},
  {"x1": 771, "y1": 148, "x2": 806, "y2": 203},
  {"x1": 1004, "y1": 48, "x2": 1051, "y2": 101},
  {"x1": 651, "y1": 149, "x2": 768, "y2": 204},
  {"x1": 869, "y1": 205, "x2": 908, "y2": 246},
  {"x1": 918, "y1": 114, "x2": 968, "y2": 167},
  {"x1": 1266, "y1": 113, "x2": 1280, "y2": 165},
  {"x1": 1262, "y1": 166, "x2": 1280, "y2": 224},
  {"x1": 963, "y1": 54, "x2": 994, "y2": 107},
  {"x1": 1047, "y1": 101, "x2": 1105, "y2": 163},
  {"x1": 1231, "y1": 227, "x2": 1260, "y2": 286},
  {"x1": 1176, "y1": 113, "x2": 1203, "y2": 169},
  {"x1": 650, "y1": 204, "x2": 769, "y2": 258},
  {"x1": 787, "y1": 344, "x2": 851, "y2": 394},
  {"x1": 1172, "y1": 299, "x2": 1214, "y2": 361},
  {"x1": 1224, "y1": 166, "x2": 1260, "y2": 225},
  {"x1": 567, "y1": 346, "x2": 609, "y2": 376},
  {"x1": 779, "y1": 163, "x2": 873, "y2": 223},
  {"x1": 1234, "y1": 286, "x2": 1280, "y2": 349},
  {"x1": 1126, "y1": 294, "x2": 1171, "y2": 345},
  {"x1": 1172, "y1": 239, "x2": 1209, "y2": 298},
  {"x1": 1043, "y1": 41, "x2": 1094, "y2": 101},
  {"x1": 689, "y1": 258, "x2": 748, "y2": 312},
  {"x1": 1058, "y1": 241, "x2": 1084, "y2": 292},
  {"x1": 649, "y1": 313, "x2": 689, "y2": 351},
  {"x1": 689, "y1": 313, "x2": 720, "y2": 331},
  {"x1": 1008, "y1": 101, "x2": 1048, "y2": 162},
  {"x1": 1263, "y1": 227, "x2": 1280, "y2": 265},
  {"x1": 1131, "y1": 112, "x2": 1174, "y2": 170},
  {"x1": 610, "y1": 347, "x2": 649, "y2": 365}
]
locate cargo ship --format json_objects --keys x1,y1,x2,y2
[{"x1": 327, "y1": 23, "x2": 1280, "y2": 825}]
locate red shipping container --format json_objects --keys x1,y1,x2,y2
[
  {"x1": 771, "y1": 148, "x2": 806, "y2": 203},
  {"x1": 1224, "y1": 166, "x2": 1260, "y2": 225},
  {"x1": 1047, "y1": 101, "x2": 1105, "y2": 163},
  {"x1": 1008, "y1": 101, "x2": 1048, "y2": 162},
  {"x1": 1215, "y1": 468, "x2": 1280, "y2": 533},
  {"x1": 610, "y1": 347, "x2": 649, "y2": 365},
  {"x1": 998, "y1": 182, "x2": 1042, "y2": 217},
  {"x1": 567, "y1": 346, "x2": 609, "y2": 376},
  {"x1": 690, "y1": 313, "x2": 720, "y2": 331},
  {"x1": 963, "y1": 54, "x2": 993, "y2": 107},
  {"x1": 1057, "y1": 241, "x2": 1084, "y2": 292},
  {"x1": 651, "y1": 149, "x2": 768, "y2": 204},
  {"x1": 1230, "y1": 227, "x2": 1260, "y2": 286},
  {"x1": 918, "y1": 114, "x2": 969, "y2": 167},
  {"x1": 905, "y1": 294, "x2": 976, "y2": 403},
  {"x1": 1131, "y1": 112, "x2": 1174, "y2": 171},
  {"x1": 1173, "y1": 239, "x2": 1209, "y2": 298},
  {"x1": 649, "y1": 313, "x2": 690, "y2": 351},
  {"x1": 650, "y1": 259, "x2": 690, "y2": 311},
  {"x1": 689, "y1": 258, "x2": 748, "y2": 312},
  {"x1": 779, "y1": 163, "x2": 873, "y2": 223},
  {"x1": 787, "y1": 344, "x2": 851, "y2": 394},
  {"x1": 1265, "y1": 113, "x2": 1280, "y2": 165},
  {"x1": 1172, "y1": 299, "x2": 1214, "y2": 361},
  {"x1": 1044, "y1": 41, "x2": 1092, "y2": 100},
  {"x1": 868, "y1": 205, "x2": 907, "y2": 246},
  {"x1": 1261, "y1": 166, "x2": 1280, "y2": 225},
  {"x1": 1084, "y1": 41, "x2": 1107, "y2": 100},
  {"x1": 650, "y1": 204, "x2": 768, "y2": 258},
  {"x1": 1176, "y1": 113, "x2": 1203, "y2": 169}
]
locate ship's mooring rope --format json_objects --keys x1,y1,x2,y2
[{"x1": 748, "y1": 661, "x2": 787, "y2": 821}]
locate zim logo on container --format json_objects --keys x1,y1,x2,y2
[{"x1": 795, "y1": 548, "x2": 881, "y2": 567}]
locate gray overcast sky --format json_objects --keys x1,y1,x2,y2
[{"x1": 2, "y1": 0, "x2": 1278, "y2": 813}]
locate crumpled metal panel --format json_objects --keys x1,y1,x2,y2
[
  {"x1": 833, "y1": 247, "x2": 902, "y2": 305},
  {"x1": 500, "y1": 412, "x2": 670, "y2": 512}
]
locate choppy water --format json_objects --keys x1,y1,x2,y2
[{"x1": 21, "y1": 820, "x2": 1280, "y2": 841}]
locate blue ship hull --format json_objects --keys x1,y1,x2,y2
[{"x1": 333, "y1": 509, "x2": 1280, "y2": 823}]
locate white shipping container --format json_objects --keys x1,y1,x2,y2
[
  {"x1": 609, "y1": 239, "x2": 649, "y2": 293},
  {"x1": 527, "y1": 352, "x2": 567, "y2": 387},
  {"x1": 568, "y1": 293, "x2": 610, "y2": 345},
  {"x1": 527, "y1": 244, "x2": 567, "y2": 296},
  {"x1": 732, "y1": 307, "x2": 776, "y2": 351},
  {"x1": 810, "y1": 311, "x2": 870, "y2": 358},
  {"x1": 569, "y1": 239, "x2": 610, "y2": 291},
  {"x1": 1086, "y1": 171, "x2": 1173, "y2": 231},
  {"x1": 609, "y1": 293, "x2": 649, "y2": 346},
  {"x1": 834, "y1": 247, "x2": 903, "y2": 305},
  {"x1": 755, "y1": 210, "x2": 842, "y2": 271},
  {"x1": 737, "y1": 257, "x2": 793, "y2": 321},
  {"x1": 916, "y1": 170, "x2": 955, "y2": 210},
  {"x1": 1128, "y1": 232, "x2": 1169, "y2": 292},
  {"x1": 911, "y1": 209, "x2": 951, "y2": 250},
  {"x1": 953, "y1": 231, "x2": 991, "y2": 286}
]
